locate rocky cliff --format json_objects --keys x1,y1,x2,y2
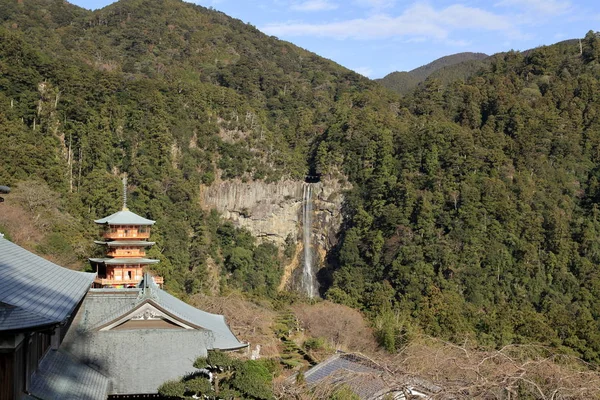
[{"x1": 200, "y1": 177, "x2": 349, "y2": 292}]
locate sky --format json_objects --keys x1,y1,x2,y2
[{"x1": 69, "y1": 0, "x2": 600, "y2": 79}]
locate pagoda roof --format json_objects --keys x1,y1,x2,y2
[
  {"x1": 0, "y1": 237, "x2": 95, "y2": 332},
  {"x1": 94, "y1": 240, "x2": 156, "y2": 247},
  {"x1": 89, "y1": 257, "x2": 160, "y2": 265},
  {"x1": 94, "y1": 209, "x2": 155, "y2": 226}
]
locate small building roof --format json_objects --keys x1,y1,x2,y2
[
  {"x1": 300, "y1": 353, "x2": 443, "y2": 400},
  {"x1": 302, "y1": 353, "x2": 393, "y2": 399},
  {"x1": 94, "y1": 209, "x2": 155, "y2": 226},
  {"x1": 141, "y1": 275, "x2": 244, "y2": 345},
  {"x1": 0, "y1": 238, "x2": 95, "y2": 332}
]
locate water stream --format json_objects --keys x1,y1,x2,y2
[{"x1": 302, "y1": 183, "x2": 316, "y2": 298}]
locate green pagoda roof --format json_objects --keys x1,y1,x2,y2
[
  {"x1": 94, "y1": 209, "x2": 155, "y2": 226},
  {"x1": 89, "y1": 257, "x2": 160, "y2": 265},
  {"x1": 94, "y1": 240, "x2": 156, "y2": 247}
]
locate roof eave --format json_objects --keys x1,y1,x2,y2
[{"x1": 212, "y1": 342, "x2": 249, "y2": 351}]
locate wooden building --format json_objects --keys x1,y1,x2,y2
[
  {"x1": 90, "y1": 190, "x2": 163, "y2": 288},
  {"x1": 0, "y1": 236, "x2": 107, "y2": 400},
  {"x1": 1, "y1": 181, "x2": 245, "y2": 398}
]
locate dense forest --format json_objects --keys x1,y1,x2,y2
[
  {"x1": 377, "y1": 51, "x2": 489, "y2": 94},
  {"x1": 2, "y1": 0, "x2": 600, "y2": 367}
]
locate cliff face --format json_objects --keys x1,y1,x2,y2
[
  {"x1": 200, "y1": 177, "x2": 348, "y2": 291},
  {"x1": 201, "y1": 180, "x2": 304, "y2": 246}
]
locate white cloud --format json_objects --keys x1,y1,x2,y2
[
  {"x1": 495, "y1": 0, "x2": 571, "y2": 16},
  {"x1": 290, "y1": 0, "x2": 338, "y2": 11},
  {"x1": 263, "y1": 14, "x2": 445, "y2": 39},
  {"x1": 404, "y1": 37, "x2": 427, "y2": 43},
  {"x1": 353, "y1": 66, "x2": 374, "y2": 77},
  {"x1": 353, "y1": 0, "x2": 396, "y2": 9},
  {"x1": 262, "y1": 3, "x2": 518, "y2": 40},
  {"x1": 446, "y1": 39, "x2": 472, "y2": 47}
]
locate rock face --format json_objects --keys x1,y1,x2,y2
[{"x1": 200, "y1": 177, "x2": 348, "y2": 293}]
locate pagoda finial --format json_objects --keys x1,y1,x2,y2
[{"x1": 122, "y1": 175, "x2": 128, "y2": 211}]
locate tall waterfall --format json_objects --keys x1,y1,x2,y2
[{"x1": 302, "y1": 183, "x2": 316, "y2": 298}]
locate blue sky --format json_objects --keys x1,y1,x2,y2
[{"x1": 70, "y1": 0, "x2": 599, "y2": 78}]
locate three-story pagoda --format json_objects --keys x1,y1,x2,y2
[{"x1": 90, "y1": 179, "x2": 163, "y2": 288}]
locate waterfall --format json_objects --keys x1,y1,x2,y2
[{"x1": 302, "y1": 183, "x2": 316, "y2": 298}]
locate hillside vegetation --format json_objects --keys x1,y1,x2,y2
[
  {"x1": 327, "y1": 33, "x2": 600, "y2": 363},
  {"x1": 377, "y1": 52, "x2": 488, "y2": 94},
  {"x1": 2, "y1": 0, "x2": 600, "y2": 367},
  {"x1": 0, "y1": 0, "x2": 385, "y2": 297}
]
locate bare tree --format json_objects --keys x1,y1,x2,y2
[{"x1": 292, "y1": 301, "x2": 378, "y2": 353}]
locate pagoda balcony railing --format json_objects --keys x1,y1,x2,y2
[
  {"x1": 153, "y1": 276, "x2": 164, "y2": 285},
  {"x1": 94, "y1": 277, "x2": 141, "y2": 286},
  {"x1": 94, "y1": 276, "x2": 164, "y2": 286},
  {"x1": 102, "y1": 231, "x2": 151, "y2": 240},
  {"x1": 106, "y1": 249, "x2": 146, "y2": 257}
]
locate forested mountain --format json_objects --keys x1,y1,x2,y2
[
  {"x1": 328, "y1": 35, "x2": 600, "y2": 361},
  {"x1": 378, "y1": 52, "x2": 488, "y2": 94},
  {"x1": 0, "y1": 0, "x2": 386, "y2": 297},
  {"x1": 2, "y1": 0, "x2": 600, "y2": 367}
]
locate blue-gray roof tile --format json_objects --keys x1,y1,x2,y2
[
  {"x1": 60, "y1": 281, "x2": 246, "y2": 395},
  {"x1": 29, "y1": 349, "x2": 110, "y2": 400},
  {"x1": 0, "y1": 238, "x2": 95, "y2": 331}
]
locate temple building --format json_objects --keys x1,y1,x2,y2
[
  {"x1": 90, "y1": 180, "x2": 163, "y2": 288},
  {"x1": 61, "y1": 273, "x2": 247, "y2": 396},
  {"x1": 0, "y1": 182, "x2": 246, "y2": 399},
  {"x1": 0, "y1": 236, "x2": 107, "y2": 400}
]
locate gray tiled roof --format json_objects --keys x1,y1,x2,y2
[
  {"x1": 150, "y1": 283, "x2": 244, "y2": 349},
  {"x1": 0, "y1": 238, "x2": 95, "y2": 331},
  {"x1": 302, "y1": 353, "x2": 392, "y2": 400},
  {"x1": 63, "y1": 327, "x2": 218, "y2": 394},
  {"x1": 304, "y1": 353, "x2": 384, "y2": 385},
  {"x1": 94, "y1": 209, "x2": 155, "y2": 225},
  {"x1": 78, "y1": 290, "x2": 140, "y2": 328},
  {"x1": 301, "y1": 353, "x2": 443, "y2": 400},
  {"x1": 59, "y1": 278, "x2": 246, "y2": 395},
  {"x1": 29, "y1": 349, "x2": 110, "y2": 400}
]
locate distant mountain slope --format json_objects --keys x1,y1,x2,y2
[{"x1": 378, "y1": 52, "x2": 488, "y2": 94}]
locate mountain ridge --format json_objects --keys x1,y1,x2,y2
[{"x1": 377, "y1": 51, "x2": 489, "y2": 94}]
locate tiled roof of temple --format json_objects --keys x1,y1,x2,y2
[
  {"x1": 0, "y1": 237, "x2": 95, "y2": 331},
  {"x1": 299, "y1": 352, "x2": 443, "y2": 400},
  {"x1": 28, "y1": 350, "x2": 110, "y2": 400},
  {"x1": 59, "y1": 274, "x2": 246, "y2": 394}
]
